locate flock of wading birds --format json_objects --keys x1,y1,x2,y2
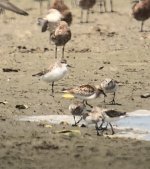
[{"x1": 0, "y1": 0, "x2": 149, "y2": 136}]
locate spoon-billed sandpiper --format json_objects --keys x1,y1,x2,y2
[{"x1": 32, "y1": 59, "x2": 70, "y2": 96}]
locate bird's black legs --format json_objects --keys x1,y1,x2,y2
[
  {"x1": 39, "y1": 0, "x2": 43, "y2": 15},
  {"x1": 110, "y1": 92, "x2": 116, "y2": 104},
  {"x1": 80, "y1": 9, "x2": 83, "y2": 23},
  {"x1": 55, "y1": 46, "x2": 57, "y2": 59},
  {"x1": 95, "y1": 123, "x2": 101, "y2": 136},
  {"x1": 73, "y1": 116, "x2": 83, "y2": 126},
  {"x1": 103, "y1": 94, "x2": 106, "y2": 103},
  {"x1": 100, "y1": 0, "x2": 107, "y2": 13},
  {"x1": 62, "y1": 46, "x2": 65, "y2": 58},
  {"x1": 83, "y1": 100, "x2": 93, "y2": 108},
  {"x1": 86, "y1": 9, "x2": 89, "y2": 23},
  {"x1": 51, "y1": 82, "x2": 54, "y2": 97},
  {"x1": 141, "y1": 21, "x2": 144, "y2": 32},
  {"x1": 109, "y1": 123, "x2": 115, "y2": 135},
  {"x1": 110, "y1": 0, "x2": 113, "y2": 12}
]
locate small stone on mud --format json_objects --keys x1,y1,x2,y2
[
  {"x1": 15, "y1": 104, "x2": 28, "y2": 109},
  {"x1": 141, "y1": 93, "x2": 150, "y2": 98}
]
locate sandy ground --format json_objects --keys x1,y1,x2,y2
[{"x1": 0, "y1": 0, "x2": 150, "y2": 169}]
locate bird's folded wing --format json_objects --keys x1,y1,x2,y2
[{"x1": 32, "y1": 69, "x2": 49, "y2": 77}]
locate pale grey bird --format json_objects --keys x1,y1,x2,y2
[
  {"x1": 0, "y1": 0, "x2": 28, "y2": 15},
  {"x1": 32, "y1": 59, "x2": 70, "y2": 96},
  {"x1": 100, "y1": 78, "x2": 117, "y2": 104}
]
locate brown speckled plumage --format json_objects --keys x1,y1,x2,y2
[
  {"x1": 50, "y1": 21, "x2": 71, "y2": 58},
  {"x1": 62, "y1": 84, "x2": 106, "y2": 108},
  {"x1": 64, "y1": 85, "x2": 97, "y2": 96}
]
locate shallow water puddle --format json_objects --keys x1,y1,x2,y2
[
  {"x1": 17, "y1": 109, "x2": 150, "y2": 141},
  {"x1": 113, "y1": 110, "x2": 150, "y2": 141}
]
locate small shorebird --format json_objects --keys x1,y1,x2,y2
[
  {"x1": 62, "y1": 84, "x2": 106, "y2": 108},
  {"x1": 100, "y1": 78, "x2": 117, "y2": 104},
  {"x1": 83, "y1": 106, "x2": 126, "y2": 135},
  {"x1": 50, "y1": 0, "x2": 72, "y2": 25},
  {"x1": 83, "y1": 107, "x2": 103, "y2": 135},
  {"x1": 50, "y1": 20, "x2": 71, "y2": 58},
  {"x1": 32, "y1": 59, "x2": 69, "y2": 96},
  {"x1": 132, "y1": 0, "x2": 150, "y2": 32},
  {"x1": 78, "y1": 0, "x2": 96, "y2": 23},
  {"x1": 99, "y1": 108, "x2": 126, "y2": 135},
  {"x1": 69, "y1": 101, "x2": 86, "y2": 126},
  {"x1": 37, "y1": 8, "x2": 63, "y2": 32},
  {"x1": 0, "y1": 0, "x2": 28, "y2": 15}
]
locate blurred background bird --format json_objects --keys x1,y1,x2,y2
[
  {"x1": 49, "y1": 0, "x2": 73, "y2": 25},
  {"x1": 132, "y1": 0, "x2": 150, "y2": 32},
  {"x1": 0, "y1": 0, "x2": 28, "y2": 16},
  {"x1": 77, "y1": 0, "x2": 96, "y2": 23}
]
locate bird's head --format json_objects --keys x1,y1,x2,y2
[{"x1": 95, "y1": 85, "x2": 107, "y2": 97}]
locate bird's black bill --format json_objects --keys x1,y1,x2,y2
[{"x1": 67, "y1": 64, "x2": 73, "y2": 68}]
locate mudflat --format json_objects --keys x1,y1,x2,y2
[{"x1": 0, "y1": 0, "x2": 150, "y2": 169}]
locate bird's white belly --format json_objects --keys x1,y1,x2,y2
[
  {"x1": 42, "y1": 68, "x2": 67, "y2": 82},
  {"x1": 105, "y1": 115, "x2": 125, "y2": 123},
  {"x1": 75, "y1": 93, "x2": 97, "y2": 100}
]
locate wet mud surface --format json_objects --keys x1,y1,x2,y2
[{"x1": 0, "y1": 0, "x2": 150, "y2": 168}]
